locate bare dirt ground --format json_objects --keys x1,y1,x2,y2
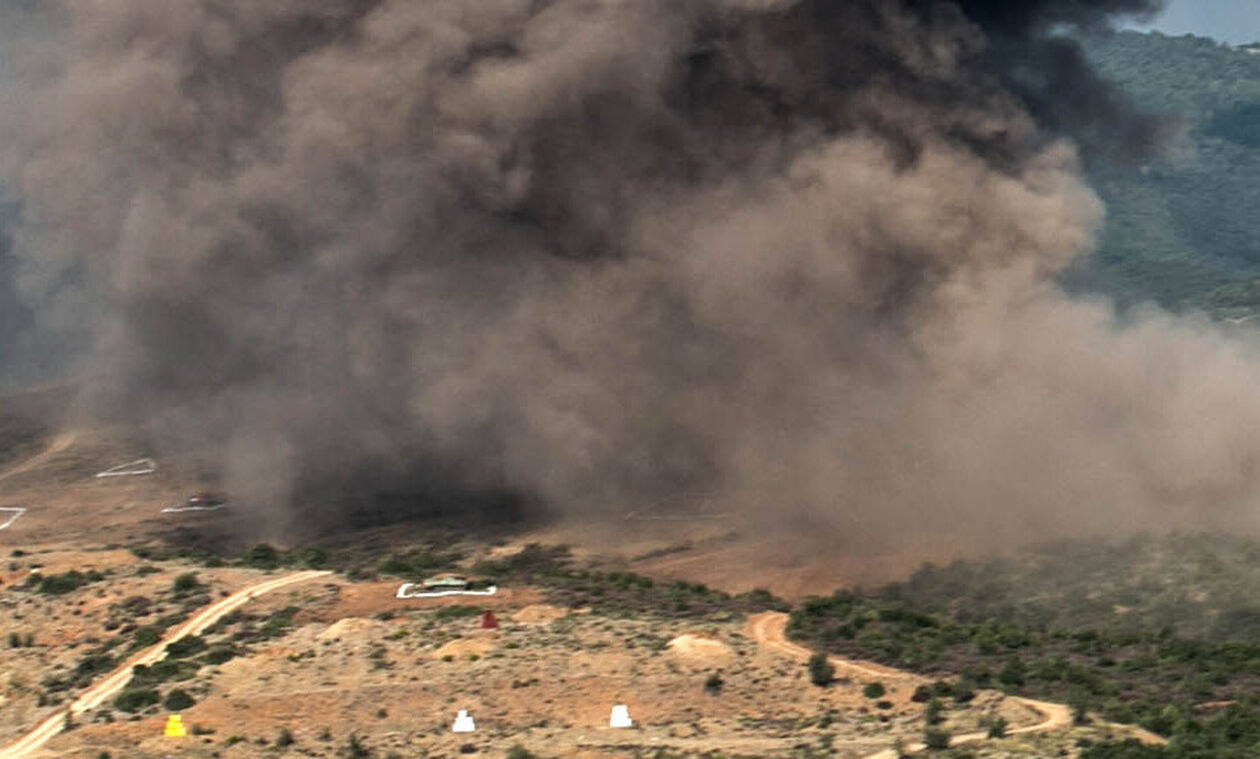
[
  {"x1": 8, "y1": 589, "x2": 1047, "y2": 759},
  {"x1": 0, "y1": 421, "x2": 1165, "y2": 758},
  {"x1": 3, "y1": 561, "x2": 1163, "y2": 759},
  {"x1": 0, "y1": 425, "x2": 217, "y2": 552},
  {"x1": 484, "y1": 521, "x2": 962, "y2": 601}
]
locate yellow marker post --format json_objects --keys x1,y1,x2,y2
[{"x1": 164, "y1": 714, "x2": 187, "y2": 738}]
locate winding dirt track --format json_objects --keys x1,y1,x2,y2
[
  {"x1": 746, "y1": 612, "x2": 1075, "y2": 757},
  {"x1": 0, "y1": 570, "x2": 332, "y2": 759}
]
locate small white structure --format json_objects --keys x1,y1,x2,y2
[
  {"x1": 609, "y1": 704, "x2": 633, "y2": 728},
  {"x1": 94, "y1": 458, "x2": 158, "y2": 478},
  {"x1": 396, "y1": 583, "x2": 498, "y2": 599},
  {"x1": 0, "y1": 507, "x2": 26, "y2": 531},
  {"x1": 452, "y1": 710, "x2": 476, "y2": 733}
]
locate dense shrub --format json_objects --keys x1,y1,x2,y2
[
  {"x1": 808, "y1": 652, "x2": 834, "y2": 687},
  {"x1": 114, "y1": 688, "x2": 160, "y2": 713},
  {"x1": 987, "y1": 716, "x2": 1008, "y2": 739},
  {"x1": 172, "y1": 573, "x2": 202, "y2": 596},
  {"x1": 244, "y1": 543, "x2": 281, "y2": 569},
  {"x1": 38, "y1": 571, "x2": 92, "y2": 595},
  {"x1": 165, "y1": 635, "x2": 207, "y2": 659},
  {"x1": 131, "y1": 626, "x2": 162, "y2": 649},
  {"x1": 132, "y1": 660, "x2": 199, "y2": 685},
  {"x1": 923, "y1": 728, "x2": 950, "y2": 750},
  {"x1": 201, "y1": 645, "x2": 239, "y2": 665},
  {"x1": 434, "y1": 606, "x2": 482, "y2": 621},
  {"x1": 163, "y1": 689, "x2": 195, "y2": 711}
]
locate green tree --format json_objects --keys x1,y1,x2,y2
[
  {"x1": 987, "y1": 716, "x2": 1009, "y2": 738},
  {"x1": 999, "y1": 655, "x2": 1025, "y2": 687},
  {"x1": 1069, "y1": 689, "x2": 1092, "y2": 725},
  {"x1": 163, "y1": 689, "x2": 195, "y2": 711},
  {"x1": 808, "y1": 652, "x2": 835, "y2": 686},
  {"x1": 924, "y1": 698, "x2": 945, "y2": 725}
]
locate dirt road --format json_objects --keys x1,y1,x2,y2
[
  {"x1": 746, "y1": 612, "x2": 1075, "y2": 757},
  {"x1": 0, "y1": 569, "x2": 332, "y2": 759},
  {"x1": 0, "y1": 432, "x2": 76, "y2": 486},
  {"x1": 746, "y1": 611, "x2": 923, "y2": 682}
]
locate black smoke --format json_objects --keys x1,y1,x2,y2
[
  {"x1": 949, "y1": 0, "x2": 1176, "y2": 161},
  {"x1": 3, "y1": 1, "x2": 1259, "y2": 551}
]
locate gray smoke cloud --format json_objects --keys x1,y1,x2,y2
[{"x1": 3, "y1": 0, "x2": 1257, "y2": 551}]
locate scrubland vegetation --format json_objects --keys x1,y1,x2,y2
[{"x1": 789, "y1": 532, "x2": 1260, "y2": 757}]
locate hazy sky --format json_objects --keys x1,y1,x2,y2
[{"x1": 1129, "y1": 0, "x2": 1260, "y2": 45}]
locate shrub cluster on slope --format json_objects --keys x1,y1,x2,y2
[
  {"x1": 888, "y1": 532, "x2": 1260, "y2": 642},
  {"x1": 788, "y1": 533, "x2": 1260, "y2": 757}
]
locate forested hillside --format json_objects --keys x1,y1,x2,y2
[{"x1": 1075, "y1": 31, "x2": 1260, "y2": 316}]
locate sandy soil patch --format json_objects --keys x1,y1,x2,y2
[
  {"x1": 433, "y1": 635, "x2": 497, "y2": 660},
  {"x1": 512, "y1": 604, "x2": 569, "y2": 623},
  {"x1": 315, "y1": 617, "x2": 386, "y2": 642},
  {"x1": 667, "y1": 634, "x2": 735, "y2": 667}
]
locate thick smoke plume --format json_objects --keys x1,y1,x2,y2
[{"x1": 5, "y1": 0, "x2": 1258, "y2": 551}]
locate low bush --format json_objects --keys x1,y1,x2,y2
[
  {"x1": 244, "y1": 543, "x2": 281, "y2": 569},
  {"x1": 130, "y1": 626, "x2": 162, "y2": 649},
  {"x1": 131, "y1": 659, "x2": 199, "y2": 685},
  {"x1": 163, "y1": 689, "x2": 195, "y2": 711},
  {"x1": 343, "y1": 733, "x2": 371, "y2": 758},
  {"x1": 201, "y1": 645, "x2": 239, "y2": 665},
  {"x1": 704, "y1": 672, "x2": 724, "y2": 694},
  {"x1": 923, "y1": 728, "x2": 951, "y2": 750},
  {"x1": 988, "y1": 716, "x2": 1009, "y2": 738},
  {"x1": 171, "y1": 572, "x2": 202, "y2": 597},
  {"x1": 260, "y1": 607, "x2": 300, "y2": 639},
  {"x1": 38, "y1": 571, "x2": 91, "y2": 595},
  {"x1": 808, "y1": 652, "x2": 835, "y2": 686},
  {"x1": 114, "y1": 688, "x2": 160, "y2": 713},
  {"x1": 434, "y1": 605, "x2": 482, "y2": 621},
  {"x1": 165, "y1": 635, "x2": 207, "y2": 659}
]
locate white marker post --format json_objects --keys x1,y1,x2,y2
[
  {"x1": 609, "y1": 704, "x2": 632, "y2": 728},
  {"x1": 452, "y1": 710, "x2": 476, "y2": 733}
]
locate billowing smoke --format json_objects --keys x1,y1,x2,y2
[{"x1": 5, "y1": 0, "x2": 1257, "y2": 550}]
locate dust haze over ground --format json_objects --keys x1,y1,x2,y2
[{"x1": 3, "y1": 0, "x2": 1259, "y2": 554}]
